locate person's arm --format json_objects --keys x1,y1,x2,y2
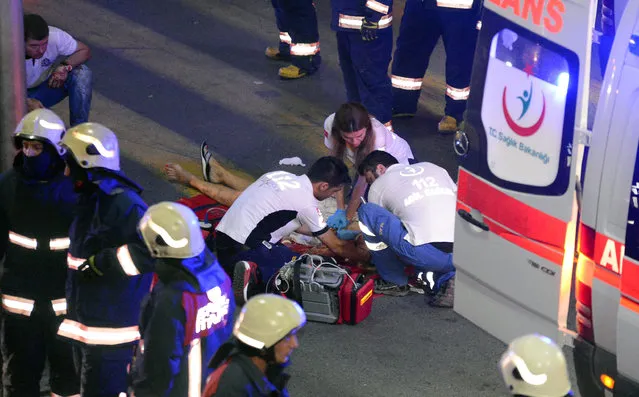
[
  {"x1": 62, "y1": 41, "x2": 91, "y2": 68},
  {"x1": 335, "y1": 186, "x2": 346, "y2": 210},
  {"x1": 345, "y1": 175, "x2": 368, "y2": 220},
  {"x1": 79, "y1": 202, "x2": 155, "y2": 278},
  {"x1": 132, "y1": 294, "x2": 186, "y2": 397},
  {"x1": 49, "y1": 34, "x2": 91, "y2": 88},
  {"x1": 363, "y1": 0, "x2": 392, "y2": 22},
  {"x1": 317, "y1": 229, "x2": 371, "y2": 263}
]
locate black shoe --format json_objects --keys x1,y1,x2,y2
[
  {"x1": 427, "y1": 273, "x2": 455, "y2": 308},
  {"x1": 374, "y1": 279, "x2": 410, "y2": 297}
]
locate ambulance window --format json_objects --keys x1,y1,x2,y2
[
  {"x1": 477, "y1": 26, "x2": 578, "y2": 196},
  {"x1": 624, "y1": 143, "x2": 639, "y2": 262}
]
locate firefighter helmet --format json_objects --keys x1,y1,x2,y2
[
  {"x1": 61, "y1": 122, "x2": 120, "y2": 171},
  {"x1": 138, "y1": 201, "x2": 205, "y2": 259},
  {"x1": 233, "y1": 294, "x2": 306, "y2": 349},
  {"x1": 13, "y1": 109, "x2": 67, "y2": 155},
  {"x1": 500, "y1": 334, "x2": 572, "y2": 397}
]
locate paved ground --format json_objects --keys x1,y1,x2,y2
[{"x1": 21, "y1": 0, "x2": 605, "y2": 395}]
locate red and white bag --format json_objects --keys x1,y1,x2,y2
[{"x1": 275, "y1": 254, "x2": 374, "y2": 325}]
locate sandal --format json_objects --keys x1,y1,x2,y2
[{"x1": 200, "y1": 141, "x2": 212, "y2": 182}]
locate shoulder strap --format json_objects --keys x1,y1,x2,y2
[
  {"x1": 289, "y1": 258, "x2": 304, "y2": 309},
  {"x1": 202, "y1": 360, "x2": 230, "y2": 397}
]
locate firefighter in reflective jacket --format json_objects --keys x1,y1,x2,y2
[
  {"x1": 202, "y1": 294, "x2": 306, "y2": 397},
  {"x1": 331, "y1": 0, "x2": 395, "y2": 129},
  {"x1": 499, "y1": 334, "x2": 574, "y2": 397},
  {"x1": 57, "y1": 122, "x2": 154, "y2": 397},
  {"x1": 265, "y1": 0, "x2": 321, "y2": 79},
  {"x1": 130, "y1": 201, "x2": 234, "y2": 396},
  {"x1": 390, "y1": 0, "x2": 481, "y2": 133},
  {"x1": 0, "y1": 109, "x2": 79, "y2": 397}
]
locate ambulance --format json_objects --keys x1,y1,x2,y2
[{"x1": 451, "y1": 0, "x2": 639, "y2": 394}]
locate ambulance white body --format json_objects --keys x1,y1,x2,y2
[{"x1": 451, "y1": 0, "x2": 639, "y2": 394}]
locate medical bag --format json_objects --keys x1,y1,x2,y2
[{"x1": 274, "y1": 254, "x2": 374, "y2": 325}]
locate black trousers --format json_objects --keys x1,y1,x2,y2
[
  {"x1": 1, "y1": 300, "x2": 79, "y2": 397},
  {"x1": 74, "y1": 344, "x2": 134, "y2": 397}
]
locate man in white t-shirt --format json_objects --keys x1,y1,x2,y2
[
  {"x1": 215, "y1": 156, "x2": 371, "y2": 304},
  {"x1": 355, "y1": 150, "x2": 457, "y2": 307},
  {"x1": 24, "y1": 14, "x2": 92, "y2": 126}
]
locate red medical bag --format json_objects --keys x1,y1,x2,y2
[{"x1": 338, "y1": 272, "x2": 375, "y2": 325}]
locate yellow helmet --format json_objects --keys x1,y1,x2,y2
[
  {"x1": 13, "y1": 109, "x2": 66, "y2": 155},
  {"x1": 61, "y1": 122, "x2": 120, "y2": 171},
  {"x1": 233, "y1": 294, "x2": 306, "y2": 349},
  {"x1": 138, "y1": 201, "x2": 206, "y2": 259},
  {"x1": 500, "y1": 334, "x2": 572, "y2": 397}
]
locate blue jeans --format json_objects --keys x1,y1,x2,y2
[
  {"x1": 357, "y1": 202, "x2": 455, "y2": 286},
  {"x1": 27, "y1": 65, "x2": 93, "y2": 126}
]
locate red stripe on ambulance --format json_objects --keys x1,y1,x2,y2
[
  {"x1": 457, "y1": 169, "x2": 567, "y2": 249},
  {"x1": 456, "y1": 169, "x2": 566, "y2": 265}
]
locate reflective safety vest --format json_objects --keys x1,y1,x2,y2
[
  {"x1": 57, "y1": 319, "x2": 141, "y2": 346},
  {"x1": 66, "y1": 245, "x2": 140, "y2": 276},
  {"x1": 337, "y1": 13, "x2": 393, "y2": 29},
  {"x1": 181, "y1": 284, "x2": 232, "y2": 397},
  {"x1": 60, "y1": 251, "x2": 148, "y2": 345},
  {"x1": 8, "y1": 231, "x2": 70, "y2": 251},
  {"x1": 1, "y1": 294, "x2": 67, "y2": 317},
  {"x1": 133, "y1": 277, "x2": 234, "y2": 397},
  {"x1": 331, "y1": 0, "x2": 394, "y2": 32},
  {"x1": 3, "y1": 231, "x2": 71, "y2": 317},
  {"x1": 436, "y1": 0, "x2": 474, "y2": 9}
]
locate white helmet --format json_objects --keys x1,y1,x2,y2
[
  {"x1": 138, "y1": 201, "x2": 205, "y2": 259},
  {"x1": 500, "y1": 334, "x2": 572, "y2": 397},
  {"x1": 233, "y1": 294, "x2": 306, "y2": 350},
  {"x1": 13, "y1": 109, "x2": 67, "y2": 155},
  {"x1": 61, "y1": 122, "x2": 120, "y2": 171}
]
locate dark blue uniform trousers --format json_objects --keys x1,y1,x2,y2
[
  {"x1": 271, "y1": 0, "x2": 322, "y2": 73},
  {"x1": 391, "y1": 0, "x2": 478, "y2": 120},
  {"x1": 336, "y1": 29, "x2": 393, "y2": 124}
]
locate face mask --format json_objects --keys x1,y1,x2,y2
[{"x1": 22, "y1": 149, "x2": 57, "y2": 180}]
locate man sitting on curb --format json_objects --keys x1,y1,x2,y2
[
  {"x1": 355, "y1": 151, "x2": 457, "y2": 307},
  {"x1": 214, "y1": 156, "x2": 371, "y2": 305},
  {"x1": 24, "y1": 13, "x2": 92, "y2": 126}
]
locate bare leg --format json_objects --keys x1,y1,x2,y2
[
  {"x1": 165, "y1": 163, "x2": 242, "y2": 207},
  {"x1": 204, "y1": 145, "x2": 253, "y2": 191}
]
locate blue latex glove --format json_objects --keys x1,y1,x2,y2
[
  {"x1": 337, "y1": 229, "x2": 360, "y2": 240},
  {"x1": 327, "y1": 209, "x2": 349, "y2": 229}
]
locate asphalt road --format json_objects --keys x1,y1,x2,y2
[{"x1": 22, "y1": 0, "x2": 602, "y2": 395}]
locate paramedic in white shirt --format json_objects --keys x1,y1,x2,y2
[
  {"x1": 323, "y1": 102, "x2": 415, "y2": 229},
  {"x1": 214, "y1": 156, "x2": 371, "y2": 304},
  {"x1": 356, "y1": 150, "x2": 456, "y2": 308},
  {"x1": 24, "y1": 14, "x2": 92, "y2": 126}
]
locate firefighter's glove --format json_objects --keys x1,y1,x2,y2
[
  {"x1": 78, "y1": 256, "x2": 103, "y2": 279},
  {"x1": 327, "y1": 209, "x2": 349, "y2": 229},
  {"x1": 337, "y1": 229, "x2": 360, "y2": 240},
  {"x1": 360, "y1": 18, "x2": 378, "y2": 41}
]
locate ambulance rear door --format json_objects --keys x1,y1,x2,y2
[
  {"x1": 452, "y1": 0, "x2": 594, "y2": 344},
  {"x1": 572, "y1": 3, "x2": 639, "y2": 395},
  {"x1": 614, "y1": 7, "x2": 639, "y2": 392}
]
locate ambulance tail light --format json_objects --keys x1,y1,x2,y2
[{"x1": 576, "y1": 251, "x2": 595, "y2": 342}]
